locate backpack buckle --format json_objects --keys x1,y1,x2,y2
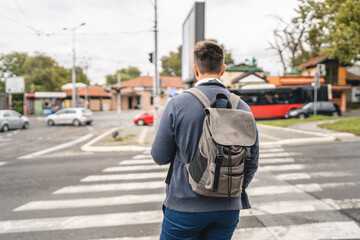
[{"x1": 216, "y1": 145, "x2": 224, "y2": 160}]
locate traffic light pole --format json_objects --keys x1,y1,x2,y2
[
  {"x1": 314, "y1": 72, "x2": 319, "y2": 116},
  {"x1": 153, "y1": 0, "x2": 160, "y2": 131}
]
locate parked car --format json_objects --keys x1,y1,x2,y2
[
  {"x1": 133, "y1": 109, "x2": 162, "y2": 126},
  {"x1": 285, "y1": 101, "x2": 341, "y2": 119},
  {"x1": 0, "y1": 110, "x2": 29, "y2": 132},
  {"x1": 46, "y1": 108, "x2": 93, "y2": 126}
]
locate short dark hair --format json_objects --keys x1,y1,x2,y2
[{"x1": 194, "y1": 41, "x2": 224, "y2": 74}]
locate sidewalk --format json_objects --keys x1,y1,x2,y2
[{"x1": 289, "y1": 120, "x2": 360, "y2": 142}]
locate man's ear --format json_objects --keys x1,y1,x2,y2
[
  {"x1": 193, "y1": 64, "x2": 200, "y2": 78},
  {"x1": 220, "y1": 64, "x2": 226, "y2": 76}
]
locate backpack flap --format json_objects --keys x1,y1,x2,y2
[{"x1": 205, "y1": 108, "x2": 256, "y2": 146}]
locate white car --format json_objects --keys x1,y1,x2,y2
[
  {"x1": 46, "y1": 108, "x2": 93, "y2": 126},
  {"x1": 0, "y1": 110, "x2": 29, "y2": 132}
]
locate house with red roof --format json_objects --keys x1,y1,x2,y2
[
  {"x1": 110, "y1": 75, "x2": 185, "y2": 110},
  {"x1": 62, "y1": 85, "x2": 111, "y2": 111}
]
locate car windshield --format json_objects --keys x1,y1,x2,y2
[{"x1": 301, "y1": 103, "x2": 313, "y2": 110}]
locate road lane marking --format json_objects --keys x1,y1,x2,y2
[
  {"x1": 259, "y1": 148, "x2": 284, "y2": 153},
  {"x1": 322, "y1": 198, "x2": 360, "y2": 210},
  {"x1": 259, "y1": 158, "x2": 295, "y2": 164},
  {"x1": 103, "y1": 165, "x2": 167, "y2": 173},
  {"x1": 132, "y1": 154, "x2": 152, "y2": 159},
  {"x1": 261, "y1": 164, "x2": 306, "y2": 171},
  {"x1": 81, "y1": 172, "x2": 168, "y2": 182},
  {"x1": 91, "y1": 237, "x2": 158, "y2": 240},
  {"x1": 258, "y1": 132, "x2": 283, "y2": 141},
  {"x1": 119, "y1": 159, "x2": 154, "y2": 165},
  {"x1": 247, "y1": 185, "x2": 303, "y2": 196},
  {"x1": 0, "y1": 162, "x2": 7, "y2": 166},
  {"x1": 18, "y1": 134, "x2": 94, "y2": 159},
  {"x1": 277, "y1": 171, "x2": 354, "y2": 181},
  {"x1": 137, "y1": 127, "x2": 149, "y2": 144},
  {"x1": 296, "y1": 182, "x2": 360, "y2": 192},
  {"x1": 53, "y1": 181, "x2": 165, "y2": 194},
  {"x1": 277, "y1": 173, "x2": 311, "y2": 180},
  {"x1": 13, "y1": 193, "x2": 165, "y2": 211},
  {"x1": 263, "y1": 221, "x2": 360, "y2": 240},
  {"x1": 260, "y1": 152, "x2": 303, "y2": 158},
  {"x1": 0, "y1": 210, "x2": 162, "y2": 234}
]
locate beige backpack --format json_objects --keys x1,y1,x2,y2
[{"x1": 166, "y1": 88, "x2": 257, "y2": 198}]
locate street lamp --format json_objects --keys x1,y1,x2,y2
[{"x1": 63, "y1": 22, "x2": 86, "y2": 107}]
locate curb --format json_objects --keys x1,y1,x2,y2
[
  {"x1": 81, "y1": 128, "x2": 151, "y2": 153},
  {"x1": 258, "y1": 124, "x2": 337, "y2": 146}
]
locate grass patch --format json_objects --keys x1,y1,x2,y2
[
  {"x1": 115, "y1": 134, "x2": 136, "y2": 142},
  {"x1": 257, "y1": 115, "x2": 344, "y2": 128},
  {"x1": 318, "y1": 117, "x2": 360, "y2": 136}
]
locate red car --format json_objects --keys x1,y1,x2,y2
[{"x1": 133, "y1": 109, "x2": 162, "y2": 125}]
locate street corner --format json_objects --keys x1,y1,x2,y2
[
  {"x1": 258, "y1": 123, "x2": 336, "y2": 146},
  {"x1": 81, "y1": 126, "x2": 153, "y2": 153}
]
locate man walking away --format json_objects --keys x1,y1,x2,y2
[{"x1": 151, "y1": 40, "x2": 259, "y2": 240}]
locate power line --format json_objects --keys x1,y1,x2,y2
[
  {"x1": 81, "y1": 0, "x2": 153, "y2": 22},
  {"x1": 13, "y1": 0, "x2": 51, "y2": 50}
]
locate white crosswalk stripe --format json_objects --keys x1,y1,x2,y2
[
  {"x1": 3, "y1": 149, "x2": 360, "y2": 239},
  {"x1": 13, "y1": 193, "x2": 165, "y2": 211},
  {"x1": 81, "y1": 172, "x2": 168, "y2": 182},
  {"x1": 103, "y1": 165, "x2": 167, "y2": 172},
  {"x1": 0, "y1": 162, "x2": 7, "y2": 166},
  {"x1": 119, "y1": 159, "x2": 154, "y2": 165},
  {"x1": 53, "y1": 181, "x2": 165, "y2": 194}
]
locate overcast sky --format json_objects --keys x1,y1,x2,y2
[{"x1": 0, "y1": 0, "x2": 299, "y2": 85}]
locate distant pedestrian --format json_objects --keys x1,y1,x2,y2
[{"x1": 151, "y1": 40, "x2": 259, "y2": 240}]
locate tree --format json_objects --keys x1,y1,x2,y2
[
  {"x1": 160, "y1": 40, "x2": 235, "y2": 77},
  {"x1": 21, "y1": 54, "x2": 71, "y2": 92},
  {"x1": 293, "y1": 0, "x2": 360, "y2": 65},
  {"x1": 267, "y1": 16, "x2": 306, "y2": 74},
  {"x1": 106, "y1": 66, "x2": 141, "y2": 85},
  {"x1": 0, "y1": 52, "x2": 88, "y2": 93},
  {"x1": 160, "y1": 46, "x2": 182, "y2": 76}
]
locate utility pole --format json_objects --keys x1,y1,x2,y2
[
  {"x1": 117, "y1": 73, "x2": 121, "y2": 113},
  {"x1": 84, "y1": 65, "x2": 89, "y2": 110},
  {"x1": 314, "y1": 72, "x2": 319, "y2": 116},
  {"x1": 153, "y1": 0, "x2": 160, "y2": 130},
  {"x1": 64, "y1": 22, "x2": 86, "y2": 108}
]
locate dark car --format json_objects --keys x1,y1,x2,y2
[{"x1": 285, "y1": 101, "x2": 341, "y2": 119}]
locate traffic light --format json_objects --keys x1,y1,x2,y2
[{"x1": 149, "y1": 52, "x2": 153, "y2": 63}]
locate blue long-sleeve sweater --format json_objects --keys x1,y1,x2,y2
[{"x1": 151, "y1": 80, "x2": 259, "y2": 212}]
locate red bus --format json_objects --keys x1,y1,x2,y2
[{"x1": 231, "y1": 85, "x2": 329, "y2": 119}]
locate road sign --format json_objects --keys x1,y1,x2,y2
[
  {"x1": 316, "y1": 64, "x2": 326, "y2": 76},
  {"x1": 5, "y1": 77, "x2": 25, "y2": 94}
]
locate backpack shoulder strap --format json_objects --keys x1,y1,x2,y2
[
  {"x1": 229, "y1": 93, "x2": 241, "y2": 109},
  {"x1": 184, "y1": 88, "x2": 210, "y2": 108}
]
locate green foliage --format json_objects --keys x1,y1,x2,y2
[
  {"x1": 160, "y1": 40, "x2": 234, "y2": 77},
  {"x1": 160, "y1": 46, "x2": 182, "y2": 76},
  {"x1": 106, "y1": 66, "x2": 141, "y2": 85},
  {"x1": 21, "y1": 54, "x2": 70, "y2": 92},
  {"x1": 327, "y1": 0, "x2": 360, "y2": 65},
  {"x1": 0, "y1": 52, "x2": 89, "y2": 93},
  {"x1": 293, "y1": 0, "x2": 360, "y2": 65},
  {"x1": 0, "y1": 52, "x2": 28, "y2": 79}
]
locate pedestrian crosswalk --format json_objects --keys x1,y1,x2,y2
[
  {"x1": 0, "y1": 162, "x2": 7, "y2": 167},
  {"x1": 1, "y1": 146, "x2": 360, "y2": 239}
]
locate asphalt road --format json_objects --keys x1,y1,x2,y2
[{"x1": 0, "y1": 111, "x2": 359, "y2": 239}]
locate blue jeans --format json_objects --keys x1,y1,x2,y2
[{"x1": 160, "y1": 206, "x2": 240, "y2": 240}]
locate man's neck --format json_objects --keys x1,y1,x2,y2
[{"x1": 197, "y1": 74, "x2": 221, "y2": 80}]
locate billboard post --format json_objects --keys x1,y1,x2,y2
[
  {"x1": 181, "y1": 2, "x2": 205, "y2": 88},
  {"x1": 6, "y1": 76, "x2": 25, "y2": 111}
]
